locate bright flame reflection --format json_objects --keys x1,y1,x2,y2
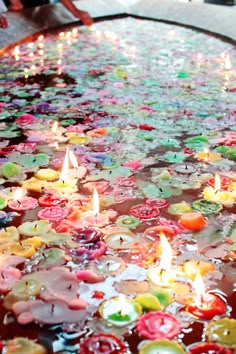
[
  {"x1": 214, "y1": 173, "x2": 221, "y2": 193},
  {"x1": 93, "y1": 188, "x2": 99, "y2": 215},
  {"x1": 159, "y1": 233, "x2": 172, "y2": 270},
  {"x1": 14, "y1": 188, "x2": 24, "y2": 201},
  {"x1": 60, "y1": 147, "x2": 69, "y2": 181}
]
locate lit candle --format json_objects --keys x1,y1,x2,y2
[
  {"x1": 24, "y1": 68, "x2": 29, "y2": 79},
  {"x1": 195, "y1": 148, "x2": 222, "y2": 162},
  {"x1": 147, "y1": 233, "x2": 176, "y2": 287},
  {"x1": 203, "y1": 173, "x2": 235, "y2": 207},
  {"x1": 13, "y1": 45, "x2": 20, "y2": 61},
  {"x1": 223, "y1": 53, "x2": 232, "y2": 71},
  {"x1": 185, "y1": 274, "x2": 226, "y2": 320},
  {"x1": 53, "y1": 147, "x2": 78, "y2": 192},
  {"x1": 79, "y1": 188, "x2": 112, "y2": 227},
  {"x1": 99, "y1": 294, "x2": 142, "y2": 327},
  {"x1": 8, "y1": 188, "x2": 38, "y2": 211}
]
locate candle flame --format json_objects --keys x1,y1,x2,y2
[
  {"x1": 72, "y1": 28, "x2": 78, "y2": 37},
  {"x1": 117, "y1": 294, "x2": 128, "y2": 317},
  {"x1": 59, "y1": 32, "x2": 65, "y2": 39},
  {"x1": 14, "y1": 188, "x2": 24, "y2": 201},
  {"x1": 224, "y1": 54, "x2": 232, "y2": 71},
  {"x1": 60, "y1": 147, "x2": 69, "y2": 181},
  {"x1": 13, "y1": 46, "x2": 20, "y2": 56},
  {"x1": 193, "y1": 273, "x2": 206, "y2": 306},
  {"x1": 51, "y1": 121, "x2": 58, "y2": 133},
  {"x1": 69, "y1": 150, "x2": 78, "y2": 169},
  {"x1": 214, "y1": 173, "x2": 221, "y2": 193},
  {"x1": 159, "y1": 233, "x2": 172, "y2": 270},
  {"x1": 196, "y1": 52, "x2": 202, "y2": 62},
  {"x1": 38, "y1": 35, "x2": 44, "y2": 42},
  {"x1": 93, "y1": 188, "x2": 100, "y2": 215}
]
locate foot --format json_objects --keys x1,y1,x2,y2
[
  {"x1": 74, "y1": 10, "x2": 93, "y2": 26},
  {"x1": 8, "y1": 0, "x2": 23, "y2": 11},
  {"x1": 0, "y1": 14, "x2": 8, "y2": 29}
]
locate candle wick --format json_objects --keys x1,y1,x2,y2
[
  {"x1": 19, "y1": 242, "x2": 23, "y2": 246},
  {"x1": 42, "y1": 253, "x2": 47, "y2": 259},
  {"x1": 215, "y1": 189, "x2": 219, "y2": 194},
  {"x1": 160, "y1": 268, "x2": 166, "y2": 281},
  {"x1": 67, "y1": 284, "x2": 72, "y2": 290},
  {"x1": 185, "y1": 165, "x2": 188, "y2": 170},
  {"x1": 17, "y1": 200, "x2": 22, "y2": 205},
  {"x1": 159, "y1": 188, "x2": 163, "y2": 193},
  {"x1": 109, "y1": 171, "x2": 112, "y2": 174},
  {"x1": 1, "y1": 272, "x2": 5, "y2": 279},
  {"x1": 33, "y1": 224, "x2": 37, "y2": 229},
  {"x1": 25, "y1": 281, "x2": 28, "y2": 286},
  {"x1": 4, "y1": 228, "x2": 7, "y2": 233},
  {"x1": 161, "y1": 317, "x2": 165, "y2": 325},
  {"x1": 174, "y1": 153, "x2": 177, "y2": 158},
  {"x1": 51, "y1": 304, "x2": 55, "y2": 314},
  {"x1": 95, "y1": 213, "x2": 98, "y2": 225},
  {"x1": 32, "y1": 158, "x2": 37, "y2": 163},
  {"x1": 119, "y1": 236, "x2": 124, "y2": 244}
]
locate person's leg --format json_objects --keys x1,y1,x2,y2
[{"x1": 59, "y1": 0, "x2": 93, "y2": 26}]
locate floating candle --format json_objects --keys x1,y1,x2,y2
[
  {"x1": 6, "y1": 337, "x2": 47, "y2": 354},
  {"x1": 203, "y1": 173, "x2": 235, "y2": 207},
  {"x1": 1, "y1": 161, "x2": 21, "y2": 179},
  {"x1": 116, "y1": 215, "x2": 140, "y2": 228},
  {"x1": 99, "y1": 294, "x2": 142, "y2": 327},
  {"x1": 35, "y1": 168, "x2": 59, "y2": 181},
  {"x1": 207, "y1": 175, "x2": 232, "y2": 190},
  {"x1": 8, "y1": 188, "x2": 38, "y2": 211},
  {"x1": 18, "y1": 220, "x2": 50, "y2": 236},
  {"x1": 168, "y1": 201, "x2": 192, "y2": 216},
  {"x1": 80, "y1": 333, "x2": 127, "y2": 354},
  {"x1": 179, "y1": 212, "x2": 206, "y2": 231},
  {"x1": 90, "y1": 255, "x2": 126, "y2": 276},
  {"x1": 13, "y1": 299, "x2": 87, "y2": 325},
  {"x1": 129, "y1": 203, "x2": 160, "y2": 219},
  {"x1": 195, "y1": 149, "x2": 222, "y2": 162},
  {"x1": 0, "y1": 267, "x2": 22, "y2": 293},
  {"x1": 38, "y1": 207, "x2": 68, "y2": 221},
  {"x1": 134, "y1": 293, "x2": 162, "y2": 312},
  {"x1": 173, "y1": 163, "x2": 197, "y2": 174},
  {"x1": 0, "y1": 196, "x2": 8, "y2": 210},
  {"x1": 186, "y1": 274, "x2": 226, "y2": 320},
  {"x1": 136, "y1": 311, "x2": 182, "y2": 340},
  {"x1": 139, "y1": 339, "x2": 186, "y2": 354},
  {"x1": 183, "y1": 260, "x2": 215, "y2": 280},
  {"x1": 189, "y1": 342, "x2": 234, "y2": 354},
  {"x1": 192, "y1": 199, "x2": 223, "y2": 215},
  {"x1": 104, "y1": 230, "x2": 139, "y2": 250},
  {"x1": 206, "y1": 318, "x2": 236, "y2": 348}
]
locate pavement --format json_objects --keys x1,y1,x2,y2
[{"x1": 0, "y1": 0, "x2": 236, "y2": 51}]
